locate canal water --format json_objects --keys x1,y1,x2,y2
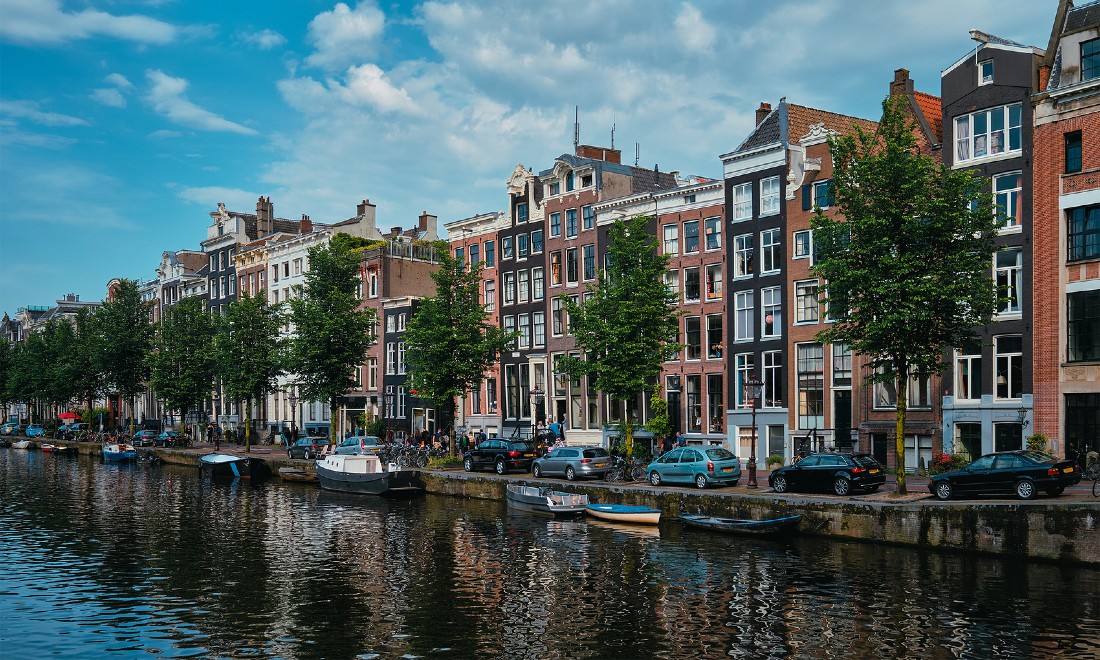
[{"x1": 1, "y1": 451, "x2": 1097, "y2": 660}]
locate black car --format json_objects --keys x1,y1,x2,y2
[
  {"x1": 463, "y1": 438, "x2": 537, "y2": 474},
  {"x1": 929, "y1": 450, "x2": 1081, "y2": 501},
  {"x1": 288, "y1": 437, "x2": 329, "y2": 460},
  {"x1": 769, "y1": 452, "x2": 886, "y2": 496}
]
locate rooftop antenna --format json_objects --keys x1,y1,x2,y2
[
  {"x1": 573, "y1": 106, "x2": 580, "y2": 151},
  {"x1": 635, "y1": 142, "x2": 640, "y2": 166},
  {"x1": 611, "y1": 118, "x2": 616, "y2": 150}
]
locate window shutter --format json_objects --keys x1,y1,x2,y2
[{"x1": 802, "y1": 184, "x2": 812, "y2": 211}]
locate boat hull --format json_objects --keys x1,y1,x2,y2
[
  {"x1": 679, "y1": 514, "x2": 802, "y2": 535},
  {"x1": 199, "y1": 453, "x2": 265, "y2": 479},
  {"x1": 11, "y1": 440, "x2": 31, "y2": 449},
  {"x1": 585, "y1": 504, "x2": 661, "y2": 525},
  {"x1": 315, "y1": 459, "x2": 423, "y2": 496},
  {"x1": 102, "y1": 444, "x2": 137, "y2": 462},
  {"x1": 506, "y1": 484, "x2": 588, "y2": 515}
]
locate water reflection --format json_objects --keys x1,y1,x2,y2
[{"x1": 1, "y1": 449, "x2": 1097, "y2": 659}]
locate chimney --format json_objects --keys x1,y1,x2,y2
[
  {"x1": 299, "y1": 214, "x2": 312, "y2": 234},
  {"x1": 890, "y1": 68, "x2": 914, "y2": 98},
  {"x1": 418, "y1": 211, "x2": 439, "y2": 242},
  {"x1": 575, "y1": 144, "x2": 621, "y2": 164},
  {"x1": 756, "y1": 102, "x2": 772, "y2": 126},
  {"x1": 356, "y1": 199, "x2": 377, "y2": 235},
  {"x1": 1038, "y1": 64, "x2": 1051, "y2": 92},
  {"x1": 256, "y1": 196, "x2": 274, "y2": 236}
]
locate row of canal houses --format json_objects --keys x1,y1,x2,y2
[{"x1": 4, "y1": 2, "x2": 1098, "y2": 471}]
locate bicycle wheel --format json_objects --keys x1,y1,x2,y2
[{"x1": 630, "y1": 464, "x2": 647, "y2": 482}]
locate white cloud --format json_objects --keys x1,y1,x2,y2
[
  {"x1": 0, "y1": 100, "x2": 87, "y2": 126},
  {"x1": 305, "y1": 2, "x2": 385, "y2": 71},
  {"x1": 0, "y1": 0, "x2": 176, "y2": 46},
  {"x1": 675, "y1": 4, "x2": 715, "y2": 54},
  {"x1": 236, "y1": 28, "x2": 287, "y2": 50},
  {"x1": 174, "y1": 185, "x2": 260, "y2": 211},
  {"x1": 90, "y1": 88, "x2": 126, "y2": 108},
  {"x1": 105, "y1": 73, "x2": 133, "y2": 90},
  {"x1": 148, "y1": 129, "x2": 183, "y2": 139},
  {"x1": 145, "y1": 70, "x2": 258, "y2": 135}
]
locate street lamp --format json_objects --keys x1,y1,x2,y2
[
  {"x1": 211, "y1": 391, "x2": 221, "y2": 451},
  {"x1": 288, "y1": 387, "x2": 299, "y2": 447},
  {"x1": 530, "y1": 384, "x2": 544, "y2": 439},
  {"x1": 746, "y1": 376, "x2": 764, "y2": 488}
]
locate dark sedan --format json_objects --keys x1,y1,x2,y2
[
  {"x1": 288, "y1": 437, "x2": 328, "y2": 460},
  {"x1": 929, "y1": 450, "x2": 1081, "y2": 501},
  {"x1": 769, "y1": 452, "x2": 886, "y2": 496},
  {"x1": 463, "y1": 438, "x2": 537, "y2": 474}
]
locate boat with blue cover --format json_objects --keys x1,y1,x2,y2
[
  {"x1": 102, "y1": 443, "x2": 137, "y2": 462},
  {"x1": 584, "y1": 503, "x2": 661, "y2": 525}
]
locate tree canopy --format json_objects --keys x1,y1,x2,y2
[
  {"x1": 218, "y1": 291, "x2": 286, "y2": 449},
  {"x1": 148, "y1": 295, "x2": 218, "y2": 433},
  {"x1": 97, "y1": 279, "x2": 153, "y2": 430}
]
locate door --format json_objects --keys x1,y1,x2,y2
[
  {"x1": 656, "y1": 448, "x2": 681, "y2": 480},
  {"x1": 994, "y1": 423, "x2": 1023, "y2": 452},
  {"x1": 955, "y1": 454, "x2": 995, "y2": 494},
  {"x1": 677, "y1": 449, "x2": 701, "y2": 482},
  {"x1": 834, "y1": 390, "x2": 853, "y2": 451},
  {"x1": 871, "y1": 433, "x2": 888, "y2": 467}
]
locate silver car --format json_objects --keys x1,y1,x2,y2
[
  {"x1": 532, "y1": 446, "x2": 612, "y2": 480},
  {"x1": 334, "y1": 435, "x2": 384, "y2": 456}
]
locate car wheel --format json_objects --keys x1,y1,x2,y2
[
  {"x1": 772, "y1": 475, "x2": 789, "y2": 493},
  {"x1": 1015, "y1": 479, "x2": 1036, "y2": 500},
  {"x1": 833, "y1": 477, "x2": 851, "y2": 496},
  {"x1": 695, "y1": 473, "x2": 708, "y2": 489},
  {"x1": 463, "y1": 457, "x2": 473, "y2": 472},
  {"x1": 565, "y1": 466, "x2": 576, "y2": 481},
  {"x1": 1045, "y1": 486, "x2": 1065, "y2": 497},
  {"x1": 305, "y1": 450, "x2": 313, "y2": 460},
  {"x1": 495, "y1": 459, "x2": 507, "y2": 475},
  {"x1": 649, "y1": 471, "x2": 662, "y2": 487},
  {"x1": 532, "y1": 464, "x2": 542, "y2": 478}
]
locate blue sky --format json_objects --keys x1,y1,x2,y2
[{"x1": 0, "y1": 0, "x2": 1055, "y2": 316}]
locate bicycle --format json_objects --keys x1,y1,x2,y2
[{"x1": 604, "y1": 455, "x2": 646, "y2": 483}]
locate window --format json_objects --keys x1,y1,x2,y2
[
  {"x1": 663, "y1": 224, "x2": 679, "y2": 255},
  {"x1": 795, "y1": 280, "x2": 819, "y2": 323},
  {"x1": 686, "y1": 375, "x2": 702, "y2": 432},
  {"x1": 684, "y1": 193, "x2": 696, "y2": 204},
  {"x1": 813, "y1": 180, "x2": 832, "y2": 208},
  {"x1": 793, "y1": 230, "x2": 813, "y2": 260},
  {"x1": 760, "y1": 176, "x2": 781, "y2": 216},
  {"x1": 550, "y1": 251, "x2": 563, "y2": 285},
  {"x1": 684, "y1": 220, "x2": 700, "y2": 253},
  {"x1": 1068, "y1": 290, "x2": 1100, "y2": 362},
  {"x1": 387, "y1": 314, "x2": 396, "y2": 333},
  {"x1": 550, "y1": 212, "x2": 561, "y2": 237},
  {"x1": 518, "y1": 313, "x2": 530, "y2": 348},
  {"x1": 397, "y1": 313, "x2": 407, "y2": 331},
  {"x1": 368, "y1": 357, "x2": 378, "y2": 389},
  {"x1": 484, "y1": 240, "x2": 495, "y2": 267},
  {"x1": 532, "y1": 267, "x2": 544, "y2": 300},
  {"x1": 994, "y1": 172, "x2": 1022, "y2": 228},
  {"x1": 832, "y1": 342, "x2": 852, "y2": 386},
  {"x1": 386, "y1": 342, "x2": 397, "y2": 374},
  {"x1": 533, "y1": 312, "x2": 546, "y2": 347},
  {"x1": 762, "y1": 286, "x2": 781, "y2": 338},
  {"x1": 532, "y1": 229, "x2": 543, "y2": 253},
  {"x1": 210, "y1": 255, "x2": 217, "y2": 272},
  {"x1": 565, "y1": 171, "x2": 575, "y2": 191},
  {"x1": 566, "y1": 209, "x2": 578, "y2": 238},
  {"x1": 704, "y1": 216, "x2": 721, "y2": 250},
  {"x1": 503, "y1": 272, "x2": 516, "y2": 305},
  {"x1": 955, "y1": 340, "x2": 983, "y2": 400},
  {"x1": 1066, "y1": 131, "x2": 1083, "y2": 174},
  {"x1": 582, "y1": 244, "x2": 596, "y2": 281},
  {"x1": 1083, "y1": 37, "x2": 1100, "y2": 81},
  {"x1": 954, "y1": 103, "x2": 1022, "y2": 163},
  {"x1": 735, "y1": 290, "x2": 754, "y2": 341},
  {"x1": 518, "y1": 270, "x2": 530, "y2": 303},
  {"x1": 760, "y1": 228, "x2": 780, "y2": 273},
  {"x1": 797, "y1": 343, "x2": 824, "y2": 429},
  {"x1": 995, "y1": 335, "x2": 1023, "y2": 399},
  {"x1": 503, "y1": 316, "x2": 516, "y2": 350},
  {"x1": 732, "y1": 182, "x2": 752, "y2": 221},
  {"x1": 763, "y1": 351, "x2": 782, "y2": 407},
  {"x1": 272, "y1": 264, "x2": 279, "y2": 283},
  {"x1": 734, "y1": 234, "x2": 754, "y2": 277},
  {"x1": 516, "y1": 202, "x2": 528, "y2": 223},
  {"x1": 684, "y1": 267, "x2": 700, "y2": 301},
  {"x1": 581, "y1": 174, "x2": 593, "y2": 187},
  {"x1": 398, "y1": 342, "x2": 407, "y2": 374},
  {"x1": 552, "y1": 297, "x2": 564, "y2": 335},
  {"x1": 484, "y1": 280, "x2": 495, "y2": 311},
  {"x1": 582, "y1": 205, "x2": 594, "y2": 231},
  {"x1": 685, "y1": 316, "x2": 701, "y2": 360},
  {"x1": 502, "y1": 236, "x2": 514, "y2": 260},
  {"x1": 995, "y1": 249, "x2": 1022, "y2": 315},
  {"x1": 566, "y1": 248, "x2": 578, "y2": 284},
  {"x1": 1068, "y1": 205, "x2": 1100, "y2": 262},
  {"x1": 665, "y1": 270, "x2": 680, "y2": 298},
  {"x1": 735, "y1": 353, "x2": 754, "y2": 408},
  {"x1": 549, "y1": 181, "x2": 560, "y2": 196},
  {"x1": 455, "y1": 246, "x2": 465, "y2": 263},
  {"x1": 469, "y1": 243, "x2": 479, "y2": 266},
  {"x1": 211, "y1": 279, "x2": 220, "y2": 299},
  {"x1": 705, "y1": 265, "x2": 723, "y2": 300},
  {"x1": 707, "y1": 314, "x2": 723, "y2": 359},
  {"x1": 516, "y1": 234, "x2": 528, "y2": 259},
  {"x1": 979, "y1": 59, "x2": 994, "y2": 85},
  {"x1": 707, "y1": 374, "x2": 724, "y2": 432}
]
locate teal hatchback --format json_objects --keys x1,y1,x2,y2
[{"x1": 647, "y1": 445, "x2": 742, "y2": 489}]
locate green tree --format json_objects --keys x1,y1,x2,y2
[
  {"x1": 0, "y1": 339, "x2": 12, "y2": 417},
  {"x1": 149, "y1": 296, "x2": 218, "y2": 438},
  {"x1": 559, "y1": 215, "x2": 682, "y2": 458},
  {"x1": 219, "y1": 291, "x2": 286, "y2": 452},
  {"x1": 645, "y1": 388, "x2": 673, "y2": 450},
  {"x1": 69, "y1": 308, "x2": 106, "y2": 416},
  {"x1": 287, "y1": 234, "x2": 376, "y2": 443},
  {"x1": 405, "y1": 251, "x2": 512, "y2": 454},
  {"x1": 811, "y1": 96, "x2": 999, "y2": 494},
  {"x1": 98, "y1": 279, "x2": 154, "y2": 433}
]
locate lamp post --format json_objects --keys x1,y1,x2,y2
[
  {"x1": 746, "y1": 376, "x2": 764, "y2": 488},
  {"x1": 530, "y1": 384, "x2": 544, "y2": 440},
  {"x1": 211, "y1": 391, "x2": 221, "y2": 451},
  {"x1": 288, "y1": 387, "x2": 298, "y2": 447}
]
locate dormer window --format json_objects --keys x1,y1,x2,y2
[
  {"x1": 978, "y1": 59, "x2": 994, "y2": 85},
  {"x1": 581, "y1": 174, "x2": 593, "y2": 187},
  {"x1": 550, "y1": 182, "x2": 561, "y2": 196},
  {"x1": 1083, "y1": 38, "x2": 1100, "y2": 82},
  {"x1": 566, "y1": 171, "x2": 575, "y2": 192}
]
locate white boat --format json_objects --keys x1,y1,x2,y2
[
  {"x1": 12, "y1": 439, "x2": 32, "y2": 449},
  {"x1": 505, "y1": 483, "x2": 588, "y2": 515},
  {"x1": 584, "y1": 503, "x2": 661, "y2": 525},
  {"x1": 314, "y1": 454, "x2": 424, "y2": 496}
]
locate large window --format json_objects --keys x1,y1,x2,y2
[
  {"x1": 566, "y1": 248, "x2": 578, "y2": 284},
  {"x1": 566, "y1": 209, "x2": 578, "y2": 238},
  {"x1": 995, "y1": 335, "x2": 1023, "y2": 399},
  {"x1": 484, "y1": 280, "x2": 495, "y2": 311},
  {"x1": 1066, "y1": 131, "x2": 1083, "y2": 174},
  {"x1": 484, "y1": 240, "x2": 495, "y2": 267},
  {"x1": 517, "y1": 233, "x2": 529, "y2": 259},
  {"x1": 532, "y1": 267, "x2": 544, "y2": 300},
  {"x1": 706, "y1": 314, "x2": 723, "y2": 359},
  {"x1": 469, "y1": 243, "x2": 480, "y2": 266},
  {"x1": 994, "y1": 172, "x2": 1021, "y2": 229},
  {"x1": 761, "y1": 286, "x2": 781, "y2": 338},
  {"x1": 707, "y1": 374, "x2": 724, "y2": 433},
  {"x1": 763, "y1": 350, "x2": 782, "y2": 408},
  {"x1": 663, "y1": 224, "x2": 678, "y2": 255},
  {"x1": 732, "y1": 183, "x2": 752, "y2": 221},
  {"x1": 734, "y1": 234, "x2": 754, "y2": 277},
  {"x1": 797, "y1": 343, "x2": 824, "y2": 429},
  {"x1": 955, "y1": 341, "x2": 983, "y2": 400},
  {"x1": 516, "y1": 202, "x2": 528, "y2": 223},
  {"x1": 550, "y1": 251, "x2": 562, "y2": 285},
  {"x1": 832, "y1": 342, "x2": 852, "y2": 386},
  {"x1": 582, "y1": 205, "x2": 594, "y2": 231},
  {"x1": 503, "y1": 316, "x2": 516, "y2": 350},
  {"x1": 705, "y1": 264, "x2": 722, "y2": 300},
  {"x1": 503, "y1": 272, "x2": 516, "y2": 305},
  {"x1": 550, "y1": 212, "x2": 561, "y2": 237},
  {"x1": 684, "y1": 267, "x2": 700, "y2": 302},
  {"x1": 684, "y1": 220, "x2": 700, "y2": 253},
  {"x1": 1069, "y1": 205, "x2": 1100, "y2": 262},
  {"x1": 665, "y1": 270, "x2": 680, "y2": 298},
  {"x1": 735, "y1": 290, "x2": 754, "y2": 341},
  {"x1": 995, "y1": 249, "x2": 1022, "y2": 315},
  {"x1": 1068, "y1": 290, "x2": 1100, "y2": 362},
  {"x1": 552, "y1": 297, "x2": 564, "y2": 335},
  {"x1": 518, "y1": 313, "x2": 531, "y2": 348},
  {"x1": 686, "y1": 375, "x2": 702, "y2": 432},
  {"x1": 531, "y1": 229, "x2": 543, "y2": 254},
  {"x1": 1083, "y1": 37, "x2": 1100, "y2": 81},
  {"x1": 954, "y1": 103, "x2": 1022, "y2": 163},
  {"x1": 502, "y1": 236, "x2": 514, "y2": 260},
  {"x1": 795, "y1": 280, "x2": 819, "y2": 323},
  {"x1": 518, "y1": 270, "x2": 530, "y2": 303},
  {"x1": 685, "y1": 316, "x2": 701, "y2": 360},
  {"x1": 582, "y1": 244, "x2": 596, "y2": 281},
  {"x1": 704, "y1": 216, "x2": 721, "y2": 250},
  {"x1": 760, "y1": 228, "x2": 780, "y2": 273},
  {"x1": 533, "y1": 312, "x2": 546, "y2": 347},
  {"x1": 760, "y1": 176, "x2": 781, "y2": 216}
]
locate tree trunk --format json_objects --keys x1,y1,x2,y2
[
  {"x1": 244, "y1": 398, "x2": 253, "y2": 449},
  {"x1": 447, "y1": 397, "x2": 457, "y2": 457},
  {"x1": 330, "y1": 400, "x2": 339, "y2": 445},
  {"x1": 895, "y1": 376, "x2": 909, "y2": 495}
]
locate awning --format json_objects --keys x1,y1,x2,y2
[{"x1": 58, "y1": 412, "x2": 80, "y2": 420}]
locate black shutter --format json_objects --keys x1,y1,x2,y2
[{"x1": 802, "y1": 184, "x2": 812, "y2": 210}]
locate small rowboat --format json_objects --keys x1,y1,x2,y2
[
  {"x1": 278, "y1": 467, "x2": 318, "y2": 483},
  {"x1": 585, "y1": 503, "x2": 661, "y2": 525},
  {"x1": 506, "y1": 483, "x2": 588, "y2": 515},
  {"x1": 679, "y1": 513, "x2": 802, "y2": 536},
  {"x1": 41, "y1": 444, "x2": 78, "y2": 455}
]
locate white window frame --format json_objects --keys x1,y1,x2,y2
[
  {"x1": 663, "y1": 224, "x2": 679, "y2": 255},
  {"x1": 735, "y1": 290, "x2": 754, "y2": 341},
  {"x1": 993, "y1": 171, "x2": 1022, "y2": 230},
  {"x1": 760, "y1": 228, "x2": 780, "y2": 274},
  {"x1": 979, "y1": 59, "x2": 994, "y2": 85},
  {"x1": 732, "y1": 182, "x2": 752, "y2": 221},
  {"x1": 995, "y1": 248, "x2": 1022, "y2": 316},
  {"x1": 795, "y1": 279, "x2": 819, "y2": 323},
  {"x1": 734, "y1": 234, "x2": 754, "y2": 278},
  {"x1": 760, "y1": 176, "x2": 780, "y2": 216},
  {"x1": 761, "y1": 286, "x2": 781, "y2": 338},
  {"x1": 954, "y1": 103, "x2": 1022, "y2": 164},
  {"x1": 704, "y1": 216, "x2": 722, "y2": 250}
]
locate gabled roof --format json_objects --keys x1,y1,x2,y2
[
  {"x1": 1065, "y1": 0, "x2": 1100, "y2": 33},
  {"x1": 729, "y1": 100, "x2": 874, "y2": 156},
  {"x1": 913, "y1": 92, "x2": 943, "y2": 144}
]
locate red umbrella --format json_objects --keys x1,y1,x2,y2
[{"x1": 58, "y1": 412, "x2": 80, "y2": 420}]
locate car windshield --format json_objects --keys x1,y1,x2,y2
[
  {"x1": 703, "y1": 447, "x2": 735, "y2": 461},
  {"x1": 852, "y1": 455, "x2": 880, "y2": 468},
  {"x1": 294, "y1": 439, "x2": 313, "y2": 447}
]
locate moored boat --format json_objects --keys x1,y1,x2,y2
[
  {"x1": 585, "y1": 503, "x2": 661, "y2": 525},
  {"x1": 314, "y1": 454, "x2": 423, "y2": 496},
  {"x1": 506, "y1": 483, "x2": 588, "y2": 515},
  {"x1": 102, "y1": 443, "x2": 137, "y2": 462},
  {"x1": 278, "y1": 467, "x2": 318, "y2": 483},
  {"x1": 12, "y1": 439, "x2": 32, "y2": 449},
  {"x1": 199, "y1": 453, "x2": 267, "y2": 479},
  {"x1": 41, "y1": 444, "x2": 77, "y2": 455},
  {"x1": 678, "y1": 513, "x2": 802, "y2": 536}
]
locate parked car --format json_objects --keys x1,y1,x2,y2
[
  {"x1": 132, "y1": 429, "x2": 158, "y2": 447},
  {"x1": 334, "y1": 435, "x2": 384, "y2": 456},
  {"x1": 155, "y1": 431, "x2": 182, "y2": 447},
  {"x1": 463, "y1": 439, "x2": 537, "y2": 474},
  {"x1": 0, "y1": 422, "x2": 16, "y2": 435},
  {"x1": 531, "y1": 445, "x2": 611, "y2": 480},
  {"x1": 25, "y1": 424, "x2": 46, "y2": 438},
  {"x1": 646, "y1": 445, "x2": 742, "y2": 488},
  {"x1": 769, "y1": 452, "x2": 886, "y2": 496},
  {"x1": 289, "y1": 437, "x2": 330, "y2": 460},
  {"x1": 929, "y1": 450, "x2": 1081, "y2": 501}
]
